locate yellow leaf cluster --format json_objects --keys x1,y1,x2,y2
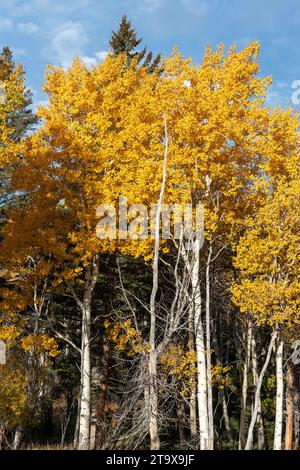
[
  {"x1": 21, "y1": 334, "x2": 61, "y2": 357},
  {"x1": 160, "y1": 343, "x2": 197, "y2": 398},
  {"x1": 211, "y1": 363, "x2": 232, "y2": 389},
  {"x1": 232, "y1": 179, "x2": 300, "y2": 327},
  {"x1": 0, "y1": 360, "x2": 27, "y2": 427},
  {"x1": 104, "y1": 319, "x2": 145, "y2": 355}
]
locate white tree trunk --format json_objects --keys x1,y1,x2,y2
[
  {"x1": 147, "y1": 115, "x2": 169, "y2": 450},
  {"x1": 220, "y1": 389, "x2": 232, "y2": 440},
  {"x1": 13, "y1": 427, "x2": 22, "y2": 450},
  {"x1": 78, "y1": 257, "x2": 99, "y2": 450},
  {"x1": 148, "y1": 350, "x2": 159, "y2": 449},
  {"x1": 73, "y1": 389, "x2": 81, "y2": 448},
  {"x1": 188, "y1": 304, "x2": 197, "y2": 441},
  {"x1": 274, "y1": 338, "x2": 284, "y2": 450},
  {"x1": 205, "y1": 241, "x2": 213, "y2": 449},
  {"x1": 251, "y1": 330, "x2": 265, "y2": 449},
  {"x1": 239, "y1": 318, "x2": 252, "y2": 449},
  {"x1": 192, "y1": 238, "x2": 209, "y2": 450},
  {"x1": 89, "y1": 365, "x2": 100, "y2": 450},
  {"x1": 78, "y1": 296, "x2": 91, "y2": 450},
  {"x1": 294, "y1": 382, "x2": 300, "y2": 449},
  {"x1": 285, "y1": 361, "x2": 294, "y2": 450},
  {"x1": 245, "y1": 331, "x2": 277, "y2": 450}
]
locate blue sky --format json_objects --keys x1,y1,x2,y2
[{"x1": 1, "y1": 0, "x2": 300, "y2": 110}]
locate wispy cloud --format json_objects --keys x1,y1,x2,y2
[
  {"x1": 95, "y1": 50, "x2": 108, "y2": 62},
  {"x1": 0, "y1": 0, "x2": 92, "y2": 19},
  {"x1": 81, "y1": 56, "x2": 97, "y2": 68},
  {"x1": 34, "y1": 0, "x2": 92, "y2": 14},
  {"x1": 0, "y1": 17, "x2": 13, "y2": 31},
  {"x1": 139, "y1": 0, "x2": 165, "y2": 13},
  {"x1": 180, "y1": 0, "x2": 209, "y2": 17},
  {"x1": 276, "y1": 81, "x2": 289, "y2": 89},
  {"x1": 17, "y1": 22, "x2": 38, "y2": 34},
  {"x1": 11, "y1": 47, "x2": 27, "y2": 56},
  {"x1": 48, "y1": 21, "x2": 89, "y2": 67},
  {"x1": 75, "y1": 51, "x2": 108, "y2": 69},
  {"x1": 1, "y1": 0, "x2": 299, "y2": 113},
  {"x1": 266, "y1": 83, "x2": 291, "y2": 108},
  {"x1": 0, "y1": 1, "x2": 33, "y2": 18},
  {"x1": 272, "y1": 36, "x2": 290, "y2": 46}
]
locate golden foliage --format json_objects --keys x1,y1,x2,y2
[
  {"x1": 232, "y1": 179, "x2": 300, "y2": 327},
  {"x1": 104, "y1": 319, "x2": 145, "y2": 355},
  {"x1": 160, "y1": 343, "x2": 197, "y2": 398},
  {"x1": 21, "y1": 334, "x2": 61, "y2": 357},
  {"x1": 0, "y1": 359, "x2": 27, "y2": 427},
  {"x1": 211, "y1": 363, "x2": 232, "y2": 389}
]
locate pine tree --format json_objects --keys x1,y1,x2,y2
[
  {"x1": 0, "y1": 47, "x2": 38, "y2": 142},
  {"x1": 0, "y1": 47, "x2": 38, "y2": 219},
  {"x1": 109, "y1": 15, "x2": 161, "y2": 73}
]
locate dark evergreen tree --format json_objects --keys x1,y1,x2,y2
[
  {"x1": 0, "y1": 47, "x2": 38, "y2": 142},
  {"x1": 109, "y1": 15, "x2": 161, "y2": 73},
  {"x1": 0, "y1": 47, "x2": 38, "y2": 218}
]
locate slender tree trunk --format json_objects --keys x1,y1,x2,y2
[
  {"x1": 96, "y1": 255, "x2": 115, "y2": 449},
  {"x1": 220, "y1": 389, "x2": 232, "y2": 441},
  {"x1": 89, "y1": 365, "x2": 100, "y2": 450},
  {"x1": 205, "y1": 241, "x2": 214, "y2": 449},
  {"x1": 245, "y1": 331, "x2": 277, "y2": 450},
  {"x1": 147, "y1": 115, "x2": 168, "y2": 450},
  {"x1": 188, "y1": 304, "x2": 197, "y2": 441},
  {"x1": 148, "y1": 349, "x2": 159, "y2": 450},
  {"x1": 214, "y1": 313, "x2": 232, "y2": 441},
  {"x1": 96, "y1": 335, "x2": 111, "y2": 448},
  {"x1": 251, "y1": 330, "x2": 265, "y2": 449},
  {"x1": 285, "y1": 361, "x2": 294, "y2": 450},
  {"x1": 177, "y1": 398, "x2": 185, "y2": 448},
  {"x1": 73, "y1": 387, "x2": 81, "y2": 448},
  {"x1": 0, "y1": 426, "x2": 4, "y2": 450},
  {"x1": 239, "y1": 318, "x2": 252, "y2": 449},
  {"x1": 13, "y1": 427, "x2": 23, "y2": 450},
  {"x1": 294, "y1": 370, "x2": 300, "y2": 449},
  {"x1": 192, "y1": 238, "x2": 209, "y2": 450},
  {"x1": 61, "y1": 391, "x2": 73, "y2": 448},
  {"x1": 78, "y1": 256, "x2": 99, "y2": 450},
  {"x1": 78, "y1": 294, "x2": 91, "y2": 450},
  {"x1": 274, "y1": 338, "x2": 284, "y2": 450}
]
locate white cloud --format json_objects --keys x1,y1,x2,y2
[
  {"x1": 180, "y1": 0, "x2": 209, "y2": 17},
  {"x1": 95, "y1": 50, "x2": 108, "y2": 62},
  {"x1": 81, "y1": 56, "x2": 97, "y2": 68},
  {"x1": 17, "y1": 22, "x2": 38, "y2": 33},
  {"x1": 139, "y1": 0, "x2": 165, "y2": 13},
  {"x1": 0, "y1": 17, "x2": 13, "y2": 31},
  {"x1": 82, "y1": 51, "x2": 109, "y2": 68},
  {"x1": 34, "y1": 0, "x2": 91, "y2": 13},
  {"x1": 11, "y1": 47, "x2": 27, "y2": 56},
  {"x1": 276, "y1": 81, "x2": 289, "y2": 89},
  {"x1": 266, "y1": 90, "x2": 279, "y2": 102},
  {"x1": 0, "y1": 0, "x2": 29, "y2": 14},
  {"x1": 266, "y1": 85, "x2": 290, "y2": 108},
  {"x1": 272, "y1": 36, "x2": 290, "y2": 46},
  {"x1": 49, "y1": 21, "x2": 89, "y2": 67}
]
